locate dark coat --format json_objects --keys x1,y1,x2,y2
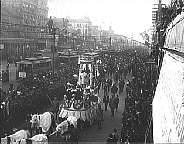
[{"x1": 109, "y1": 98, "x2": 116, "y2": 110}]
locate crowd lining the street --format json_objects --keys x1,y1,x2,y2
[
  {"x1": 1, "y1": 47, "x2": 158, "y2": 143},
  {"x1": 95, "y1": 48, "x2": 158, "y2": 143}
]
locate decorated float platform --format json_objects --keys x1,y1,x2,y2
[
  {"x1": 58, "y1": 52, "x2": 102, "y2": 123},
  {"x1": 58, "y1": 94, "x2": 102, "y2": 122}
]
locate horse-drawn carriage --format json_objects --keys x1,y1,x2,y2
[
  {"x1": 58, "y1": 83, "x2": 102, "y2": 126},
  {"x1": 27, "y1": 84, "x2": 101, "y2": 143},
  {"x1": 59, "y1": 94, "x2": 101, "y2": 123}
]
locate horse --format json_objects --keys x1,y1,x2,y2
[
  {"x1": 30, "y1": 134, "x2": 48, "y2": 144},
  {"x1": 30, "y1": 112, "x2": 56, "y2": 136},
  {"x1": 2, "y1": 129, "x2": 30, "y2": 144}
]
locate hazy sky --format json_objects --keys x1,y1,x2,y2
[{"x1": 48, "y1": 0, "x2": 167, "y2": 42}]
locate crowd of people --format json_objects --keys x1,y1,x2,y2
[
  {"x1": 1, "y1": 69, "x2": 9, "y2": 82},
  {"x1": 118, "y1": 53, "x2": 157, "y2": 142},
  {"x1": 1, "y1": 47, "x2": 157, "y2": 143},
  {"x1": 63, "y1": 82, "x2": 99, "y2": 110},
  {"x1": 0, "y1": 61, "x2": 79, "y2": 138},
  {"x1": 89, "y1": 48, "x2": 157, "y2": 143}
]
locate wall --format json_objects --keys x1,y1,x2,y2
[
  {"x1": 153, "y1": 52, "x2": 184, "y2": 143},
  {"x1": 165, "y1": 12, "x2": 184, "y2": 53}
]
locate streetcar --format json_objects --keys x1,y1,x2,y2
[
  {"x1": 58, "y1": 51, "x2": 79, "y2": 64},
  {"x1": 16, "y1": 56, "x2": 52, "y2": 78}
]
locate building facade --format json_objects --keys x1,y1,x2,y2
[
  {"x1": 52, "y1": 18, "x2": 69, "y2": 30},
  {"x1": 52, "y1": 17, "x2": 93, "y2": 51},
  {"x1": 1, "y1": 0, "x2": 49, "y2": 61},
  {"x1": 67, "y1": 17, "x2": 92, "y2": 39},
  {"x1": 152, "y1": 11, "x2": 184, "y2": 143}
]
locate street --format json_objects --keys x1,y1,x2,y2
[{"x1": 79, "y1": 73, "x2": 132, "y2": 143}]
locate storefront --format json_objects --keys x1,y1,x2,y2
[{"x1": 0, "y1": 38, "x2": 46, "y2": 62}]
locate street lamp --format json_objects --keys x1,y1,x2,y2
[
  {"x1": 51, "y1": 27, "x2": 57, "y2": 74},
  {"x1": 109, "y1": 37, "x2": 111, "y2": 50}
]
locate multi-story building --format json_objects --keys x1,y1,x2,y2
[
  {"x1": 89, "y1": 25, "x2": 101, "y2": 39},
  {"x1": 1, "y1": 0, "x2": 49, "y2": 61},
  {"x1": 67, "y1": 17, "x2": 92, "y2": 39},
  {"x1": 52, "y1": 17, "x2": 92, "y2": 50},
  {"x1": 52, "y1": 17, "x2": 68, "y2": 30}
]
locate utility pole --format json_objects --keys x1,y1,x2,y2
[
  {"x1": 47, "y1": 16, "x2": 57, "y2": 75},
  {"x1": 109, "y1": 37, "x2": 111, "y2": 50},
  {"x1": 52, "y1": 27, "x2": 56, "y2": 74},
  {"x1": 94, "y1": 37, "x2": 96, "y2": 50},
  {"x1": 73, "y1": 36, "x2": 75, "y2": 50},
  {"x1": 157, "y1": 0, "x2": 162, "y2": 66},
  {"x1": 158, "y1": 0, "x2": 162, "y2": 42}
]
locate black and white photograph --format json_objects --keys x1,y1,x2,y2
[{"x1": 0, "y1": 0, "x2": 184, "y2": 143}]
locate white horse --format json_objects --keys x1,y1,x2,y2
[
  {"x1": 30, "y1": 112, "x2": 56, "y2": 134},
  {"x1": 56, "y1": 120, "x2": 69, "y2": 135},
  {"x1": 30, "y1": 134, "x2": 48, "y2": 144},
  {"x1": 2, "y1": 130, "x2": 30, "y2": 144}
]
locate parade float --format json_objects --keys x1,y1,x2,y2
[
  {"x1": 58, "y1": 52, "x2": 102, "y2": 124},
  {"x1": 1, "y1": 52, "x2": 103, "y2": 144}
]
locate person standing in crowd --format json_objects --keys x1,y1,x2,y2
[
  {"x1": 106, "y1": 133, "x2": 115, "y2": 144},
  {"x1": 96, "y1": 104, "x2": 103, "y2": 129},
  {"x1": 69, "y1": 124, "x2": 79, "y2": 144},
  {"x1": 126, "y1": 82, "x2": 131, "y2": 97},
  {"x1": 106, "y1": 79, "x2": 109, "y2": 93},
  {"x1": 9, "y1": 83, "x2": 14, "y2": 92},
  {"x1": 120, "y1": 123, "x2": 126, "y2": 142},
  {"x1": 104, "y1": 82, "x2": 108, "y2": 96},
  {"x1": 97, "y1": 82, "x2": 101, "y2": 94},
  {"x1": 103, "y1": 95, "x2": 109, "y2": 111},
  {"x1": 107, "y1": 79, "x2": 112, "y2": 91},
  {"x1": 114, "y1": 95, "x2": 119, "y2": 112},
  {"x1": 109, "y1": 96, "x2": 116, "y2": 117},
  {"x1": 52, "y1": 97, "x2": 59, "y2": 121},
  {"x1": 111, "y1": 128, "x2": 119, "y2": 144},
  {"x1": 114, "y1": 71, "x2": 119, "y2": 83},
  {"x1": 111, "y1": 83, "x2": 118, "y2": 95},
  {"x1": 6, "y1": 62, "x2": 9, "y2": 70},
  {"x1": 119, "y1": 79, "x2": 125, "y2": 94},
  {"x1": 124, "y1": 66, "x2": 128, "y2": 79}
]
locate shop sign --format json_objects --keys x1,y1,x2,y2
[{"x1": 19, "y1": 72, "x2": 26, "y2": 78}]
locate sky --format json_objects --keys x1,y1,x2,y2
[{"x1": 47, "y1": 0, "x2": 168, "y2": 42}]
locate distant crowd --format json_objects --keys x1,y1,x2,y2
[{"x1": 0, "y1": 48, "x2": 158, "y2": 143}]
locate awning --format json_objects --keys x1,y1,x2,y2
[
  {"x1": 0, "y1": 38, "x2": 34, "y2": 43},
  {"x1": 16, "y1": 61, "x2": 33, "y2": 65}
]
